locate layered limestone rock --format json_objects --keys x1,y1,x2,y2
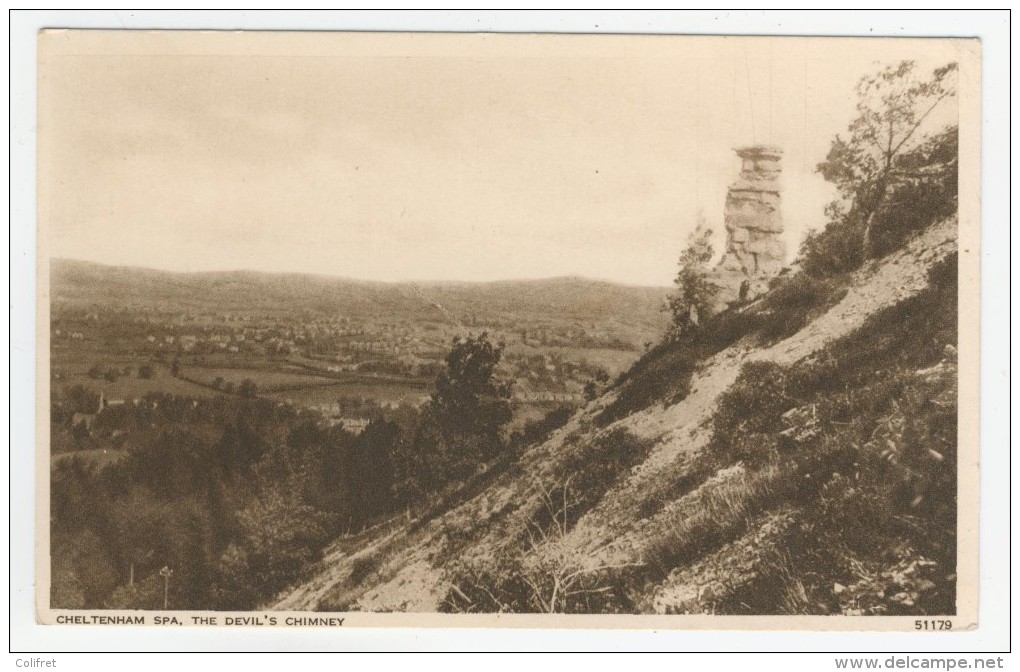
[{"x1": 706, "y1": 145, "x2": 787, "y2": 312}]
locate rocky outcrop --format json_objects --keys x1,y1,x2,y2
[{"x1": 707, "y1": 145, "x2": 787, "y2": 312}]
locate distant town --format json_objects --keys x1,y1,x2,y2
[{"x1": 49, "y1": 261, "x2": 670, "y2": 452}]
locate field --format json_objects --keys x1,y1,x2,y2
[
  {"x1": 51, "y1": 345, "x2": 226, "y2": 401},
  {"x1": 52, "y1": 448, "x2": 129, "y2": 469},
  {"x1": 179, "y1": 365, "x2": 338, "y2": 392},
  {"x1": 51, "y1": 343, "x2": 433, "y2": 411}
]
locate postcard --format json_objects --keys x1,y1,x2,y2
[{"x1": 36, "y1": 30, "x2": 980, "y2": 630}]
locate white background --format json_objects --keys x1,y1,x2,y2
[{"x1": 7, "y1": 9, "x2": 1013, "y2": 664}]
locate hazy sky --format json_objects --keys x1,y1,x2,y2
[{"x1": 39, "y1": 32, "x2": 963, "y2": 286}]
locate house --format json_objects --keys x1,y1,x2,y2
[{"x1": 328, "y1": 418, "x2": 370, "y2": 435}]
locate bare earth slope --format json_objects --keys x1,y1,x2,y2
[{"x1": 269, "y1": 217, "x2": 957, "y2": 613}]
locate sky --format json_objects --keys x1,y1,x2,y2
[{"x1": 38, "y1": 32, "x2": 963, "y2": 286}]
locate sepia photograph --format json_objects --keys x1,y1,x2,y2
[{"x1": 33, "y1": 27, "x2": 982, "y2": 632}]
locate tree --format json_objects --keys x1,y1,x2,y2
[
  {"x1": 816, "y1": 60, "x2": 958, "y2": 258},
  {"x1": 70, "y1": 420, "x2": 91, "y2": 446},
  {"x1": 66, "y1": 385, "x2": 100, "y2": 414},
  {"x1": 237, "y1": 378, "x2": 257, "y2": 399},
  {"x1": 128, "y1": 426, "x2": 216, "y2": 497},
  {"x1": 137, "y1": 364, "x2": 154, "y2": 379},
  {"x1": 348, "y1": 419, "x2": 399, "y2": 524},
  {"x1": 583, "y1": 367, "x2": 610, "y2": 402},
  {"x1": 667, "y1": 219, "x2": 715, "y2": 335},
  {"x1": 429, "y1": 332, "x2": 513, "y2": 447},
  {"x1": 396, "y1": 333, "x2": 513, "y2": 500},
  {"x1": 230, "y1": 490, "x2": 338, "y2": 601}
]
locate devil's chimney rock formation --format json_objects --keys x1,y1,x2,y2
[{"x1": 706, "y1": 145, "x2": 787, "y2": 311}]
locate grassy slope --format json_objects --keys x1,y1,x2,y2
[{"x1": 267, "y1": 217, "x2": 959, "y2": 614}]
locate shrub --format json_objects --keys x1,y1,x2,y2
[
  {"x1": 441, "y1": 428, "x2": 652, "y2": 614},
  {"x1": 510, "y1": 405, "x2": 573, "y2": 450},
  {"x1": 635, "y1": 454, "x2": 717, "y2": 520},
  {"x1": 757, "y1": 274, "x2": 847, "y2": 344},
  {"x1": 799, "y1": 213, "x2": 868, "y2": 278},
  {"x1": 237, "y1": 379, "x2": 258, "y2": 399},
  {"x1": 638, "y1": 464, "x2": 793, "y2": 585},
  {"x1": 598, "y1": 342, "x2": 698, "y2": 426},
  {"x1": 708, "y1": 361, "x2": 794, "y2": 466},
  {"x1": 790, "y1": 252, "x2": 957, "y2": 399},
  {"x1": 229, "y1": 492, "x2": 340, "y2": 602},
  {"x1": 540, "y1": 428, "x2": 652, "y2": 533},
  {"x1": 346, "y1": 554, "x2": 381, "y2": 586},
  {"x1": 442, "y1": 476, "x2": 639, "y2": 614},
  {"x1": 392, "y1": 333, "x2": 513, "y2": 503}
]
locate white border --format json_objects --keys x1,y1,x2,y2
[{"x1": 8, "y1": 9, "x2": 1012, "y2": 656}]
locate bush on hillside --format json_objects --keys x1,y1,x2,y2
[
  {"x1": 391, "y1": 332, "x2": 513, "y2": 504},
  {"x1": 597, "y1": 344, "x2": 698, "y2": 426},
  {"x1": 756, "y1": 274, "x2": 848, "y2": 344},
  {"x1": 708, "y1": 361, "x2": 794, "y2": 466},
  {"x1": 510, "y1": 405, "x2": 574, "y2": 450},
  {"x1": 799, "y1": 209, "x2": 868, "y2": 278}
]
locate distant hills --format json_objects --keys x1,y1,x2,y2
[{"x1": 50, "y1": 259, "x2": 672, "y2": 328}]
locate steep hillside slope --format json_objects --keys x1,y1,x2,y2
[{"x1": 270, "y1": 217, "x2": 958, "y2": 615}]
